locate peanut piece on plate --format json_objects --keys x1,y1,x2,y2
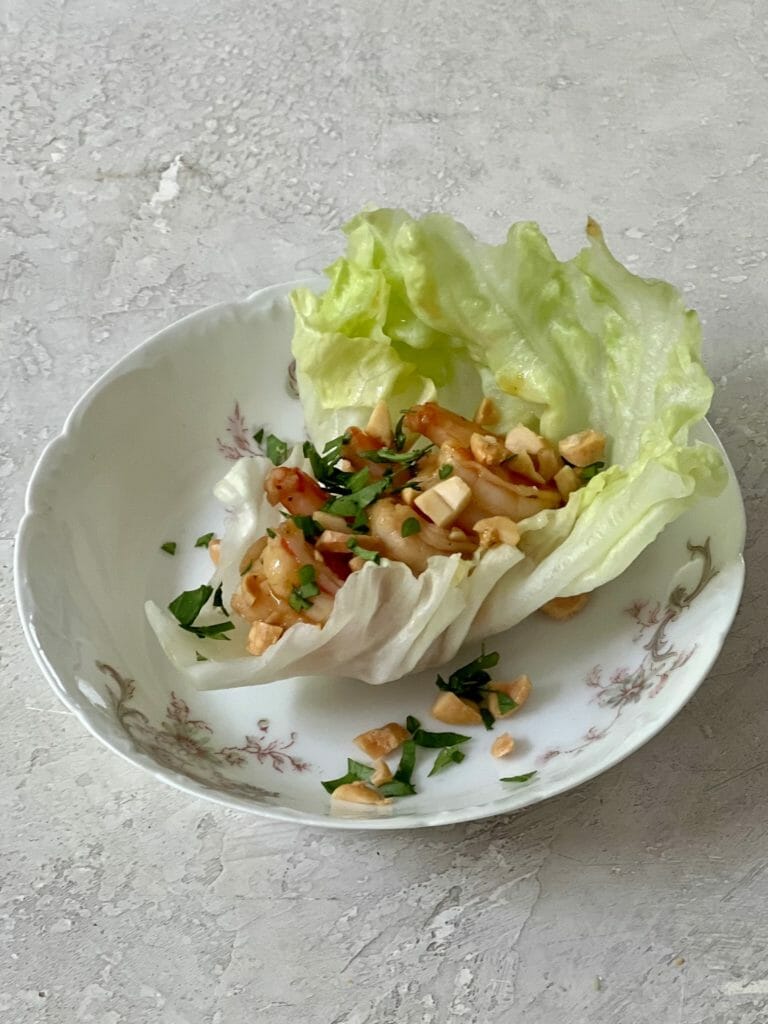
[
  {"x1": 365, "y1": 400, "x2": 393, "y2": 444},
  {"x1": 505, "y1": 423, "x2": 547, "y2": 456},
  {"x1": 536, "y1": 447, "x2": 563, "y2": 482},
  {"x1": 554, "y1": 465, "x2": 582, "y2": 499},
  {"x1": 539, "y1": 593, "x2": 591, "y2": 620},
  {"x1": 474, "y1": 396, "x2": 499, "y2": 426},
  {"x1": 247, "y1": 621, "x2": 284, "y2": 656},
  {"x1": 491, "y1": 733, "x2": 516, "y2": 758},
  {"x1": 473, "y1": 516, "x2": 521, "y2": 549},
  {"x1": 414, "y1": 477, "x2": 472, "y2": 529},
  {"x1": 332, "y1": 782, "x2": 391, "y2": 805},
  {"x1": 316, "y1": 530, "x2": 357, "y2": 554},
  {"x1": 487, "y1": 675, "x2": 533, "y2": 718},
  {"x1": 371, "y1": 759, "x2": 393, "y2": 786},
  {"x1": 312, "y1": 510, "x2": 351, "y2": 533},
  {"x1": 558, "y1": 429, "x2": 606, "y2": 468},
  {"x1": 354, "y1": 722, "x2": 410, "y2": 760},
  {"x1": 401, "y1": 487, "x2": 419, "y2": 507},
  {"x1": 470, "y1": 432, "x2": 507, "y2": 467},
  {"x1": 508, "y1": 449, "x2": 545, "y2": 485},
  {"x1": 208, "y1": 538, "x2": 221, "y2": 565},
  {"x1": 431, "y1": 691, "x2": 483, "y2": 727}
]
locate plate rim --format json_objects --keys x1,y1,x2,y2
[{"x1": 14, "y1": 281, "x2": 747, "y2": 830}]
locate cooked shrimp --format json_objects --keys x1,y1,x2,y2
[
  {"x1": 259, "y1": 521, "x2": 342, "y2": 624},
  {"x1": 438, "y1": 443, "x2": 561, "y2": 529},
  {"x1": 404, "y1": 403, "x2": 490, "y2": 449},
  {"x1": 341, "y1": 427, "x2": 389, "y2": 479},
  {"x1": 368, "y1": 498, "x2": 477, "y2": 575},
  {"x1": 265, "y1": 467, "x2": 329, "y2": 515}
]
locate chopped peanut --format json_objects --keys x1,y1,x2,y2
[
  {"x1": 470, "y1": 432, "x2": 507, "y2": 467},
  {"x1": 505, "y1": 423, "x2": 547, "y2": 456},
  {"x1": 536, "y1": 447, "x2": 563, "y2": 482},
  {"x1": 239, "y1": 537, "x2": 267, "y2": 575},
  {"x1": 508, "y1": 450, "x2": 545, "y2": 485},
  {"x1": 472, "y1": 516, "x2": 521, "y2": 549},
  {"x1": 448, "y1": 527, "x2": 469, "y2": 542},
  {"x1": 365, "y1": 400, "x2": 393, "y2": 444},
  {"x1": 401, "y1": 487, "x2": 419, "y2": 507},
  {"x1": 246, "y1": 621, "x2": 284, "y2": 656},
  {"x1": 554, "y1": 465, "x2": 582, "y2": 499},
  {"x1": 354, "y1": 722, "x2": 410, "y2": 760},
  {"x1": 316, "y1": 529, "x2": 358, "y2": 554},
  {"x1": 414, "y1": 476, "x2": 472, "y2": 528},
  {"x1": 312, "y1": 510, "x2": 351, "y2": 532},
  {"x1": 558, "y1": 429, "x2": 606, "y2": 468},
  {"x1": 337, "y1": 458, "x2": 354, "y2": 472},
  {"x1": 491, "y1": 733, "x2": 516, "y2": 758},
  {"x1": 332, "y1": 781, "x2": 391, "y2": 805},
  {"x1": 431, "y1": 691, "x2": 484, "y2": 727},
  {"x1": 371, "y1": 759, "x2": 393, "y2": 786},
  {"x1": 540, "y1": 593, "x2": 591, "y2": 620},
  {"x1": 208, "y1": 538, "x2": 221, "y2": 565},
  {"x1": 474, "y1": 396, "x2": 500, "y2": 426},
  {"x1": 487, "y1": 675, "x2": 532, "y2": 718}
]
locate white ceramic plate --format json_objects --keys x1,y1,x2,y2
[{"x1": 15, "y1": 281, "x2": 746, "y2": 830}]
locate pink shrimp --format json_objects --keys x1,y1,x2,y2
[{"x1": 265, "y1": 467, "x2": 330, "y2": 515}]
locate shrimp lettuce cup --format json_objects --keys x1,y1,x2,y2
[{"x1": 146, "y1": 211, "x2": 726, "y2": 687}]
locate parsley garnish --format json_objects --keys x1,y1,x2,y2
[
  {"x1": 213, "y1": 583, "x2": 228, "y2": 616},
  {"x1": 436, "y1": 650, "x2": 500, "y2": 700},
  {"x1": 168, "y1": 584, "x2": 234, "y2": 640},
  {"x1": 393, "y1": 414, "x2": 407, "y2": 452},
  {"x1": 302, "y1": 434, "x2": 352, "y2": 493},
  {"x1": 360, "y1": 444, "x2": 433, "y2": 466},
  {"x1": 195, "y1": 651, "x2": 208, "y2": 662},
  {"x1": 321, "y1": 759, "x2": 375, "y2": 793},
  {"x1": 500, "y1": 772, "x2": 537, "y2": 783},
  {"x1": 406, "y1": 715, "x2": 421, "y2": 734},
  {"x1": 265, "y1": 528, "x2": 276, "y2": 539},
  {"x1": 346, "y1": 538, "x2": 381, "y2": 564},
  {"x1": 168, "y1": 585, "x2": 213, "y2": 626},
  {"x1": 253, "y1": 428, "x2": 264, "y2": 444},
  {"x1": 411, "y1": 728, "x2": 471, "y2": 749},
  {"x1": 401, "y1": 516, "x2": 421, "y2": 538},
  {"x1": 381, "y1": 738, "x2": 416, "y2": 796},
  {"x1": 581, "y1": 462, "x2": 606, "y2": 481},
  {"x1": 195, "y1": 532, "x2": 214, "y2": 548},
  {"x1": 439, "y1": 464, "x2": 454, "y2": 480},
  {"x1": 494, "y1": 692, "x2": 518, "y2": 715},
  {"x1": 266, "y1": 434, "x2": 289, "y2": 466},
  {"x1": 290, "y1": 515, "x2": 322, "y2": 542},
  {"x1": 428, "y1": 745, "x2": 466, "y2": 776},
  {"x1": 480, "y1": 707, "x2": 495, "y2": 731},
  {"x1": 377, "y1": 779, "x2": 417, "y2": 797},
  {"x1": 160, "y1": 541, "x2": 176, "y2": 556},
  {"x1": 288, "y1": 564, "x2": 320, "y2": 612},
  {"x1": 324, "y1": 477, "x2": 389, "y2": 518}
]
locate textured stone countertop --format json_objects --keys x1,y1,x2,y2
[{"x1": 3, "y1": 1, "x2": 766, "y2": 1021}]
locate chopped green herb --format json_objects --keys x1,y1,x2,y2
[
  {"x1": 253, "y1": 428, "x2": 265, "y2": 444},
  {"x1": 213, "y1": 583, "x2": 228, "y2": 616},
  {"x1": 436, "y1": 649, "x2": 500, "y2": 699},
  {"x1": 321, "y1": 758, "x2": 375, "y2": 793},
  {"x1": 406, "y1": 715, "x2": 421, "y2": 734},
  {"x1": 428, "y1": 745, "x2": 466, "y2": 777},
  {"x1": 265, "y1": 528, "x2": 276, "y2": 539},
  {"x1": 480, "y1": 707, "x2": 496, "y2": 731},
  {"x1": 288, "y1": 564, "x2": 319, "y2": 612},
  {"x1": 194, "y1": 532, "x2": 214, "y2": 548},
  {"x1": 160, "y1": 541, "x2": 177, "y2": 556},
  {"x1": 377, "y1": 779, "x2": 417, "y2": 797},
  {"x1": 360, "y1": 444, "x2": 434, "y2": 466},
  {"x1": 500, "y1": 771, "x2": 538, "y2": 784},
  {"x1": 324, "y1": 477, "x2": 389, "y2": 518},
  {"x1": 266, "y1": 433, "x2": 289, "y2": 466},
  {"x1": 393, "y1": 739, "x2": 416, "y2": 786},
  {"x1": 495, "y1": 692, "x2": 518, "y2": 715},
  {"x1": 303, "y1": 434, "x2": 352, "y2": 493},
  {"x1": 438, "y1": 463, "x2": 454, "y2": 480},
  {"x1": 182, "y1": 620, "x2": 235, "y2": 641},
  {"x1": 393, "y1": 414, "x2": 407, "y2": 452},
  {"x1": 346, "y1": 538, "x2": 381, "y2": 564},
  {"x1": 401, "y1": 516, "x2": 421, "y2": 538},
  {"x1": 168, "y1": 584, "x2": 213, "y2": 627},
  {"x1": 195, "y1": 651, "x2": 208, "y2": 662},
  {"x1": 347, "y1": 467, "x2": 372, "y2": 492},
  {"x1": 581, "y1": 461, "x2": 606, "y2": 481},
  {"x1": 290, "y1": 514, "x2": 322, "y2": 542},
  {"x1": 411, "y1": 728, "x2": 471, "y2": 749}
]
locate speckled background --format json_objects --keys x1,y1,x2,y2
[{"x1": 3, "y1": 1, "x2": 767, "y2": 1021}]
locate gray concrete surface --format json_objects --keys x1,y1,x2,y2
[{"x1": 2, "y1": 1, "x2": 766, "y2": 1021}]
